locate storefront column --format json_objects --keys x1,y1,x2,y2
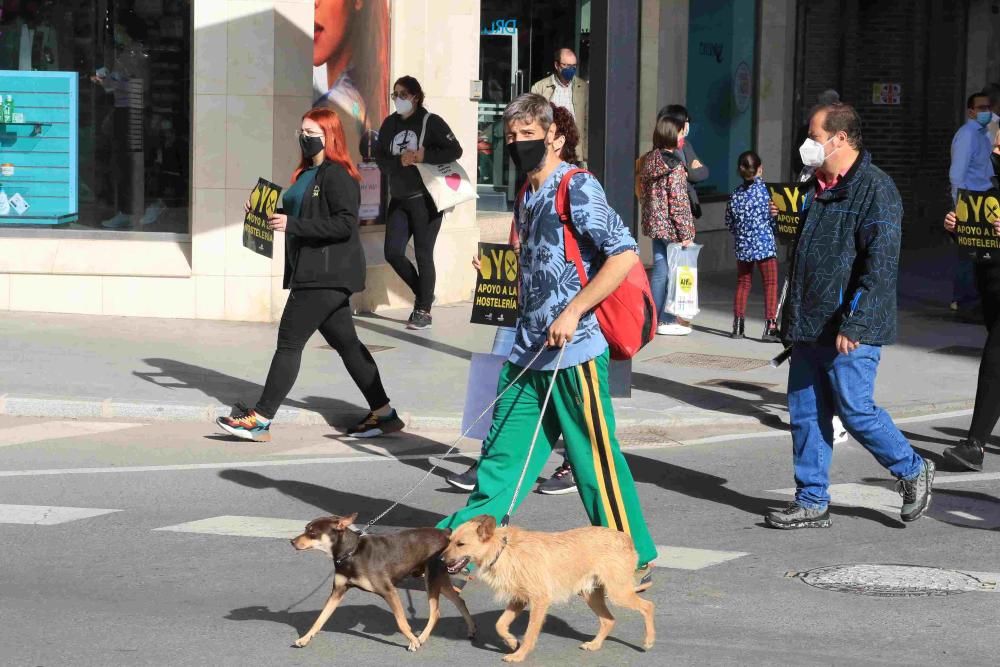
[{"x1": 589, "y1": 0, "x2": 640, "y2": 397}]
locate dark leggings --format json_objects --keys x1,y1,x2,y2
[
  {"x1": 969, "y1": 261, "x2": 1000, "y2": 442},
  {"x1": 383, "y1": 194, "x2": 443, "y2": 312},
  {"x1": 255, "y1": 289, "x2": 390, "y2": 419}
]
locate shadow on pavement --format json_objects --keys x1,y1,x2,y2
[
  {"x1": 225, "y1": 601, "x2": 646, "y2": 653},
  {"x1": 624, "y1": 454, "x2": 904, "y2": 528},
  {"x1": 934, "y1": 426, "x2": 1000, "y2": 452},
  {"x1": 217, "y1": 469, "x2": 445, "y2": 528},
  {"x1": 134, "y1": 358, "x2": 369, "y2": 428},
  {"x1": 630, "y1": 372, "x2": 788, "y2": 430},
  {"x1": 354, "y1": 314, "x2": 473, "y2": 361}
]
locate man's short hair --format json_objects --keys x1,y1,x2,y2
[
  {"x1": 814, "y1": 102, "x2": 863, "y2": 150},
  {"x1": 504, "y1": 93, "x2": 554, "y2": 132},
  {"x1": 817, "y1": 89, "x2": 840, "y2": 106},
  {"x1": 967, "y1": 91, "x2": 990, "y2": 109},
  {"x1": 554, "y1": 47, "x2": 575, "y2": 63}
]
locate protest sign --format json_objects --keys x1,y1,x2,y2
[
  {"x1": 243, "y1": 178, "x2": 282, "y2": 258},
  {"x1": 766, "y1": 182, "x2": 805, "y2": 243},
  {"x1": 470, "y1": 242, "x2": 519, "y2": 326},
  {"x1": 955, "y1": 188, "x2": 1000, "y2": 259}
]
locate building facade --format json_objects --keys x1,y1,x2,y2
[{"x1": 0, "y1": 0, "x2": 995, "y2": 320}]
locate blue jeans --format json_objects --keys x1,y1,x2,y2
[
  {"x1": 787, "y1": 343, "x2": 923, "y2": 509},
  {"x1": 649, "y1": 238, "x2": 675, "y2": 325}
]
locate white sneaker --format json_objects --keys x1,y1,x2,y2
[
  {"x1": 657, "y1": 323, "x2": 692, "y2": 336},
  {"x1": 832, "y1": 416, "x2": 848, "y2": 444}
]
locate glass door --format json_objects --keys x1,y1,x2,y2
[{"x1": 477, "y1": 23, "x2": 519, "y2": 211}]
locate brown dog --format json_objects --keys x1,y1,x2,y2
[
  {"x1": 441, "y1": 515, "x2": 655, "y2": 662},
  {"x1": 290, "y1": 513, "x2": 476, "y2": 651}
]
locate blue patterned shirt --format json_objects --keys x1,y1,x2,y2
[
  {"x1": 510, "y1": 162, "x2": 638, "y2": 371},
  {"x1": 725, "y1": 177, "x2": 777, "y2": 262}
]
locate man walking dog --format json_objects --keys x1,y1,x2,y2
[
  {"x1": 765, "y1": 103, "x2": 934, "y2": 529},
  {"x1": 437, "y1": 93, "x2": 657, "y2": 588}
]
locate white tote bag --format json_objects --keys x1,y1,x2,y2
[{"x1": 413, "y1": 112, "x2": 477, "y2": 212}]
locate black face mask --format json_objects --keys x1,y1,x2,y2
[
  {"x1": 508, "y1": 139, "x2": 546, "y2": 174},
  {"x1": 299, "y1": 134, "x2": 324, "y2": 159}
]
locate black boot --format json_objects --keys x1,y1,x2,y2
[
  {"x1": 762, "y1": 319, "x2": 781, "y2": 343},
  {"x1": 730, "y1": 316, "x2": 745, "y2": 339},
  {"x1": 943, "y1": 438, "x2": 985, "y2": 471}
]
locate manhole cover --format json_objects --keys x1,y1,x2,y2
[
  {"x1": 321, "y1": 344, "x2": 394, "y2": 353},
  {"x1": 793, "y1": 564, "x2": 990, "y2": 597},
  {"x1": 647, "y1": 352, "x2": 770, "y2": 372},
  {"x1": 931, "y1": 345, "x2": 982, "y2": 358},
  {"x1": 698, "y1": 378, "x2": 778, "y2": 392}
]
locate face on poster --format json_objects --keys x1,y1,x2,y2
[{"x1": 312, "y1": 0, "x2": 389, "y2": 166}]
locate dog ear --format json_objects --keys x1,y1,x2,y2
[
  {"x1": 335, "y1": 513, "x2": 358, "y2": 530},
  {"x1": 475, "y1": 515, "x2": 496, "y2": 541}
]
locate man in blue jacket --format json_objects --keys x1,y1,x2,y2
[{"x1": 765, "y1": 103, "x2": 934, "y2": 529}]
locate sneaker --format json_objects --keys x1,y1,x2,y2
[
  {"x1": 100, "y1": 212, "x2": 134, "y2": 229},
  {"x1": 764, "y1": 502, "x2": 832, "y2": 529},
  {"x1": 347, "y1": 409, "x2": 405, "y2": 438},
  {"x1": 943, "y1": 438, "x2": 985, "y2": 472},
  {"x1": 407, "y1": 310, "x2": 432, "y2": 330},
  {"x1": 216, "y1": 404, "x2": 271, "y2": 442},
  {"x1": 537, "y1": 461, "x2": 577, "y2": 495},
  {"x1": 634, "y1": 564, "x2": 653, "y2": 593},
  {"x1": 657, "y1": 323, "x2": 692, "y2": 336},
  {"x1": 446, "y1": 462, "x2": 479, "y2": 492},
  {"x1": 949, "y1": 301, "x2": 959, "y2": 312},
  {"x1": 897, "y1": 459, "x2": 935, "y2": 522},
  {"x1": 832, "y1": 416, "x2": 848, "y2": 444}
]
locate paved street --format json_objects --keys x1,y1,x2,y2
[{"x1": 0, "y1": 410, "x2": 997, "y2": 666}]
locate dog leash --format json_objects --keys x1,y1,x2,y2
[{"x1": 357, "y1": 342, "x2": 551, "y2": 537}]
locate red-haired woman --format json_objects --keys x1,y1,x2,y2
[{"x1": 217, "y1": 108, "x2": 403, "y2": 442}]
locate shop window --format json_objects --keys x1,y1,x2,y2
[
  {"x1": 0, "y1": 0, "x2": 191, "y2": 234},
  {"x1": 685, "y1": 0, "x2": 757, "y2": 197}
]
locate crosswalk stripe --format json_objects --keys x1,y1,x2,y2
[
  {"x1": 0, "y1": 420, "x2": 141, "y2": 448},
  {"x1": 654, "y1": 545, "x2": 749, "y2": 570},
  {"x1": 0, "y1": 503, "x2": 120, "y2": 525}
]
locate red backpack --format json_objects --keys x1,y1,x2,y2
[{"x1": 511, "y1": 169, "x2": 651, "y2": 360}]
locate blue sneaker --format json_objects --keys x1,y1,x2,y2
[{"x1": 216, "y1": 403, "x2": 271, "y2": 442}]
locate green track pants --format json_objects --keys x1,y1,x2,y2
[{"x1": 438, "y1": 350, "x2": 658, "y2": 568}]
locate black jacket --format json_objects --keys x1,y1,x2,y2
[
  {"x1": 283, "y1": 160, "x2": 365, "y2": 293},
  {"x1": 782, "y1": 151, "x2": 903, "y2": 345},
  {"x1": 375, "y1": 107, "x2": 463, "y2": 199}
]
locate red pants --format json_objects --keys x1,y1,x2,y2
[{"x1": 734, "y1": 257, "x2": 778, "y2": 319}]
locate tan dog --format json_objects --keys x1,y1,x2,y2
[
  {"x1": 442, "y1": 515, "x2": 655, "y2": 662},
  {"x1": 290, "y1": 514, "x2": 476, "y2": 651}
]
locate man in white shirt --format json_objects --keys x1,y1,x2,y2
[{"x1": 531, "y1": 48, "x2": 589, "y2": 167}]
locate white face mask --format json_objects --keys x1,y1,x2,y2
[
  {"x1": 394, "y1": 98, "x2": 413, "y2": 116},
  {"x1": 799, "y1": 136, "x2": 836, "y2": 168}
]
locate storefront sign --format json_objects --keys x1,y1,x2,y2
[
  {"x1": 482, "y1": 19, "x2": 517, "y2": 35},
  {"x1": 766, "y1": 182, "x2": 805, "y2": 243},
  {"x1": 243, "y1": 178, "x2": 281, "y2": 259},
  {"x1": 471, "y1": 243, "x2": 519, "y2": 326},
  {"x1": 358, "y1": 162, "x2": 381, "y2": 220},
  {"x1": 872, "y1": 83, "x2": 901, "y2": 105},
  {"x1": 955, "y1": 188, "x2": 1000, "y2": 259}
]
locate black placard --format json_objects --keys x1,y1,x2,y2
[
  {"x1": 243, "y1": 178, "x2": 282, "y2": 258},
  {"x1": 766, "y1": 182, "x2": 806, "y2": 243},
  {"x1": 470, "y1": 243, "x2": 519, "y2": 326},
  {"x1": 955, "y1": 188, "x2": 1000, "y2": 260}
]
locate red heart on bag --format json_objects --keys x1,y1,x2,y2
[{"x1": 445, "y1": 173, "x2": 462, "y2": 191}]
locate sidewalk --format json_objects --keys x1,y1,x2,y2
[{"x1": 0, "y1": 248, "x2": 985, "y2": 435}]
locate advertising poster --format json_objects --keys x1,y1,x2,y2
[
  {"x1": 766, "y1": 182, "x2": 805, "y2": 243},
  {"x1": 243, "y1": 178, "x2": 282, "y2": 258},
  {"x1": 955, "y1": 188, "x2": 1000, "y2": 259},
  {"x1": 471, "y1": 243, "x2": 519, "y2": 326},
  {"x1": 312, "y1": 0, "x2": 390, "y2": 225}
]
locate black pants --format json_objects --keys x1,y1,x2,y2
[
  {"x1": 969, "y1": 261, "x2": 1000, "y2": 442},
  {"x1": 384, "y1": 194, "x2": 442, "y2": 312},
  {"x1": 255, "y1": 289, "x2": 390, "y2": 419}
]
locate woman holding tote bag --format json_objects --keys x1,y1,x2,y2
[{"x1": 375, "y1": 75, "x2": 463, "y2": 331}]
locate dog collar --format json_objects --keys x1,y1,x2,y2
[
  {"x1": 334, "y1": 530, "x2": 364, "y2": 566},
  {"x1": 483, "y1": 536, "x2": 509, "y2": 571}
]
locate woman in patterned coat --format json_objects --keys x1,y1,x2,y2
[
  {"x1": 639, "y1": 113, "x2": 696, "y2": 335},
  {"x1": 724, "y1": 151, "x2": 780, "y2": 342}
]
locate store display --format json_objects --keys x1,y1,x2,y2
[
  {"x1": 1, "y1": 163, "x2": 14, "y2": 177},
  {"x1": 9, "y1": 192, "x2": 29, "y2": 215}
]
